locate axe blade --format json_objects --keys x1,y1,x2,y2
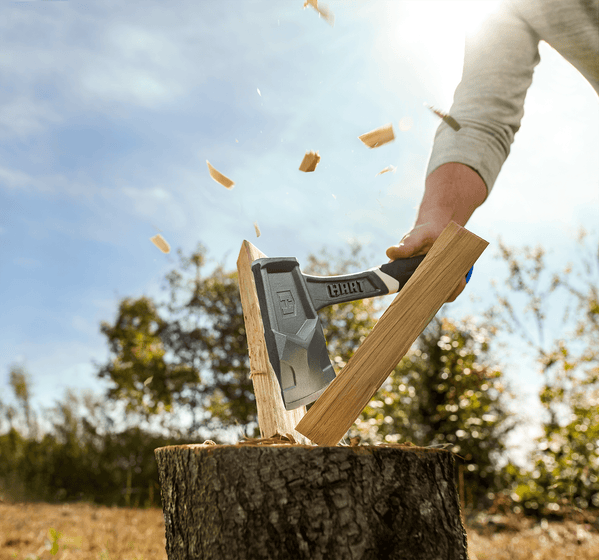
[{"x1": 252, "y1": 257, "x2": 336, "y2": 410}]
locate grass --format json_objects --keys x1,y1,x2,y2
[
  {"x1": 1, "y1": 502, "x2": 166, "y2": 560},
  {"x1": 2, "y1": 502, "x2": 599, "y2": 559}
]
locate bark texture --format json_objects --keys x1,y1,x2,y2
[{"x1": 155, "y1": 444, "x2": 469, "y2": 560}]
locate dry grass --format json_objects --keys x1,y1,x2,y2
[
  {"x1": 2, "y1": 502, "x2": 599, "y2": 559},
  {"x1": 1, "y1": 502, "x2": 166, "y2": 560},
  {"x1": 467, "y1": 519, "x2": 599, "y2": 560}
]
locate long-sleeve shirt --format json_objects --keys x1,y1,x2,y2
[{"x1": 426, "y1": 0, "x2": 599, "y2": 196}]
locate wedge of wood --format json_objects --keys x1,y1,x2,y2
[
  {"x1": 358, "y1": 123, "x2": 395, "y2": 148},
  {"x1": 295, "y1": 222, "x2": 488, "y2": 446},
  {"x1": 304, "y1": 0, "x2": 334, "y2": 26},
  {"x1": 237, "y1": 240, "x2": 309, "y2": 444},
  {"x1": 299, "y1": 150, "x2": 321, "y2": 172},
  {"x1": 150, "y1": 234, "x2": 170, "y2": 254},
  {"x1": 206, "y1": 160, "x2": 235, "y2": 189}
]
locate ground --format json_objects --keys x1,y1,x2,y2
[{"x1": 1, "y1": 502, "x2": 598, "y2": 560}]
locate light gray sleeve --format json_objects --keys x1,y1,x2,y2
[{"x1": 426, "y1": 2, "x2": 542, "y2": 195}]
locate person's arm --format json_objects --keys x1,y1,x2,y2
[
  {"x1": 388, "y1": 1, "x2": 541, "y2": 301},
  {"x1": 386, "y1": 163, "x2": 487, "y2": 301}
]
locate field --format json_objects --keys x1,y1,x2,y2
[{"x1": 2, "y1": 502, "x2": 599, "y2": 560}]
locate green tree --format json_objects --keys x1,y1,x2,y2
[
  {"x1": 356, "y1": 316, "x2": 516, "y2": 508},
  {"x1": 97, "y1": 296, "x2": 199, "y2": 419},
  {"x1": 487, "y1": 229, "x2": 599, "y2": 515},
  {"x1": 8, "y1": 364, "x2": 36, "y2": 438}
]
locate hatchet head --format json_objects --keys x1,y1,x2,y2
[
  {"x1": 251, "y1": 249, "x2": 471, "y2": 410},
  {"x1": 252, "y1": 257, "x2": 336, "y2": 410}
]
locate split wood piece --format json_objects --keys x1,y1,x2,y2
[
  {"x1": 237, "y1": 240, "x2": 309, "y2": 444},
  {"x1": 296, "y1": 221, "x2": 488, "y2": 446},
  {"x1": 206, "y1": 160, "x2": 235, "y2": 189},
  {"x1": 358, "y1": 122, "x2": 395, "y2": 148},
  {"x1": 304, "y1": 0, "x2": 335, "y2": 27},
  {"x1": 298, "y1": 150, "x2": 321, "y2": 172},
  {"x1": 155, "y1": 444, "x2": 469, "y2": 560},
  {"x1": 150, "y1": 234, "x2": 170, "y2": 254}
]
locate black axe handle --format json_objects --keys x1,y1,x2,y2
[
  {"x1": 304, "y1": 256, "x2": 474, "y2": 311},
  {"x1": 303, "y1": 255, "x2": 424, "y2": 311}
]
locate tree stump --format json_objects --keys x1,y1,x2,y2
[{"x1": 155, "y1": 443, "x2": 470, "y2": 560}]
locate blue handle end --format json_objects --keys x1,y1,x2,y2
[{"x1": 465, "y1": 266, "x2": 474, "y2": 284}]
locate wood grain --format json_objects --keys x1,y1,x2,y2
[
  {"x1": 296, "y1": 222, "x2": 488, "y2": 446},
  {"x1": 237, "y1": 240, "x2": 309, "y2": 444}
]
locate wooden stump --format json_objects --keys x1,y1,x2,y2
[{"x1": 155, "y1": 443, "x2": 469, "y2": 560}]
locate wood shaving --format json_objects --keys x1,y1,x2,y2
[
  {"x1": 426, "y1": 104, "x2": 461, "y2": 131},
  {"x1": 150, "y1": 234, "x2": 170, "y2": 254},
  {"x1": 253, "y1": 221, "x2": 261, "y2": 238},
  {"x1": 299, "y1": 150, "x2": 321, "y2": 172},
  {"x1": 358, "y1": 123, "x2": 395, "y2": 148},
  {"x1": 304, "y1": 0, "x2": 334, "y2": 26},
  {"x1": 206, "y1": 160, "x2": 235, "y2": 189},
  {"x1": 237, "y1": 434, "x2": 298, "y2": 446},
  {"x1": 376, "y1": 165, "x2": 396, "y2": 176},
  {"x1": 398, "y1": 117, "x2": 413, "y2": 131}
]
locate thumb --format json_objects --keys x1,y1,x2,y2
[{"x1": 386, "y1": 227, "x2": 433, "y2": 261}]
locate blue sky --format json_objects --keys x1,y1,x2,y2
[{"x1": 1, "y1": 1, "x2": 597, "y2": 457}]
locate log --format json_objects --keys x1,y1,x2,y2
[
  {"x1": 155, "y1": 443, "x2": 470, "y2": 560},
  {"x1": 237, "y1": 240, "x2": 308, "y2": 444},
  {"x1": 296, "y1": 222, "x2": 488, "y2": 445}
]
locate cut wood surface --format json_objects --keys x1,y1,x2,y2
[
  {"x1": 296, "y1": 222, "x2": 488, "y2": 446},
  {"x1": 237, "y1": 240, "x2": 309, "y2": 444},
  {"x1": 155, "y1": 443, "x2": 469, "y2": 560}
]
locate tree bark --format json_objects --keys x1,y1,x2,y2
[{"x1": 155, "y1": 443, "x2": 470, "y2": 560}]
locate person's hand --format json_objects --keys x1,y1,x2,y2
[
  {"x1": 386, "y1": 221, "x2": 466, "y2": 302},
  {"x1": 386, "y1": 163, "x2": 487, "y2": 302}
]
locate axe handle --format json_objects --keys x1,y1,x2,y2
[
  {"x1": 306, "y1": 256, "x2": 474, "y2": 311},
  {"x1": 305, "y1": 255, "x2": 426, "y2": 311}
]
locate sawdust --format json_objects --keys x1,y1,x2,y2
[
  {"x1": 150, "y1": 234, "x2": 170, "y2": 254},
  {"x1": 358, "y1": 123, "x2": 395, "y2": 148},
  {"x1": 299, "y1": 150, "x2": 321, "y2": 172},
  {"x1": 206, "y1": 160, "x2": 235, "y2": 189}
]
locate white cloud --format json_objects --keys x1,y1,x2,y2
[{"x1": 0, "y1": 97, "x2": 62, "y2": 140}]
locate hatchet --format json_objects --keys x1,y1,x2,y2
[{"x1": 252, "y1": 255, "x2": 474, "y2": 410}]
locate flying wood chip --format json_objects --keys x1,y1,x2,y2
[
  {"x1": 206, "y1": 160, "x2": 235, "y2": 189},
  {"x1": 299, "y1": 150, "x2": 321, "y2": 172},
  {"x1": 254, "y1": 221, "x2": 261, "y2": 238},
  {"x1": 358, "y1": 123, "x2": 395, "y2": 148},
  {"x1": 303, "y1": 0, "x2": 334, "y2": 26},
  {"x1": 150, "y1": 234, "x2": 170, "y2": 254},
  {"x1": 426, "y1": 104, "x2": 461, "y2": 132},
  {"x1": 376, "y1": 165, "x2": 396, "y2": 176}
]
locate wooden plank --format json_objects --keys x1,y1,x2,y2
[
  {"x1": 295, "y1": 222, "x2": 488, "y2": 446},
  {"x1": 237, "y1": 240, "x2": 309, "y2": 444}
]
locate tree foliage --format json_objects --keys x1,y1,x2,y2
[{"x1": 487, "y1": 229, "x2": 599, "y2": 515}]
